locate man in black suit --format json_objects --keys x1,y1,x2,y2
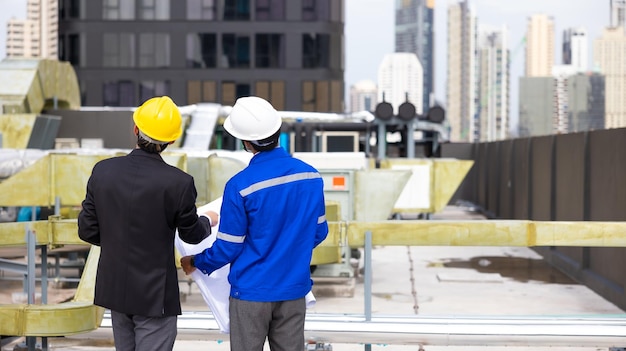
[{"x1": 78, "y1": 96, "x2": 218, "y2": 351}]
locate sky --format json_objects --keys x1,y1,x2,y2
[
  {"x1": 345, "y1": 0, "x2": 610, "y2": 133},
  {"x1": 0, "y1": 0, "x2": 612, "y2": 133}
]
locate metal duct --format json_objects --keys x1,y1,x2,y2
[{"x1": 102, "y1": 312, "x2": 626, "y2": 347}]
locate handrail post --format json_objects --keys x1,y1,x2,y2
[
  {"x1": 364, "y1": 230, "x2": 372, "y2": 351},
  {"x1": 26, "y1": 225, "x2": 36, "y2": 351}
]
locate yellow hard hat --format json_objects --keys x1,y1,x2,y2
[{"x1": 133, "y1": 96, "x2": 182, "y2": 143}]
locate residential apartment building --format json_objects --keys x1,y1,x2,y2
[
  {"x1": 567, "y1": 73, "x2": 605, "y2": 133},
  {"x1": 611, "y1": 0, "x2": 626, "y2": 28},
  {"x1": 475, "y1": 24, "x2": 509, "y2": 142},
  {"x1": 518, "y1": 77, "x2": 554, "y2": 137},
  {"x1": 395, "y1": 0, "x2": 435, "y2": 111},
  {"x1": 377, "y1": 52, "x2": 423, "y2": 115},
  {"x1": 519, "y1": 72, "x2": 605, "y2": 137},
  {"x1": 349, "y1": 79, "x2": 378, "y2": 113},
  {"x1": 525, "y1": 14, "x2": 554, "y2": 77},
  {"x1": 562, "y1": 27, "x2": 588, "y2": 72},
  {"x1": 551, "y1": 65, "x2": 579, "y2": 133},
  {"x1": 5, "y1": 0, "x2": 58, "y2": 58},
  {"x1": 446, "y1": 0, "x2": 476, "y2": 142},
  {"x1": 57, "y1": 0, "x2": 345, "y2": 111},
  {"x1": 594, "y1": 27, "x2": 626, "y2": 128}
]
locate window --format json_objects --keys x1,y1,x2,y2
[
  {"x1": 140, "y1": 81, "x2": 170, "y2": 103},
  {"x1": 302, "y1": 33, "x2": 330, "y2": 68},
  {"x1": 223, "y1": 0, "x2": 250, "y2": 20},
  {"x1": 103, "y1": 33, "x2": 135, "y2": 67},
  {"x1": 255, "y1": 0, "x2": 285, "y2": 20},
  {"x1": 187, "y1": 33, "x2": 217, "y2": 68},
  {"x1": 60, "y1": 0, "x2": 81, "y2": 19},
  {"x1": 187, "y1": 0, "x2": 216, "y2": 20},
  {"x1": 58, "y1": 35, "x2": 65, "y2": 61},
  {"x1": 103, "y1": 81, "x2": 135, "y2": 106},
  {"x1": 187, "y1": 80, "x2": 217, "y2": 104},
  {"x1": 221, "y1": 81, "x2": 250, "y2": 106},
  {"x1": 139, "y1": 0, "x2": 169, "y2": 20},
  {"x1": 302, "y1": 80, "x2": 342, "y2": 112},
  {"x1": 68, "y1": 34, "x2": 80, "y2": 65},
  {"x1": 139, "y1": 33, "x2": 170, "y2": 68},
  {"x1": 222, "y1": 34, "x2": 250, "y2": 68},
  {"x1": 255, "y1": 34, "x2": 284, "y2": 68},
  {"x1": 302, "y1": 0, "x2": 330, "y2": 21},
  {"x1": 255, "y1": 81, "x2": 285, "y2": 110},
  {"x1": 103, "y1": 0, "x2": 135, "y2": 20}
]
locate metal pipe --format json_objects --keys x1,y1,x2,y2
[
  {"x1": 26, "y1": 226, "x2": 36, "y2": 351},
  {"x1": 377, "y1": 123, "x2": 386, "y2": 159},
  {"x1": 281, "y1": 121, "x2": 374, "y2": 132},
  {"x1": 364, "y1": 231, "x2": 372, "y2": 321},
  {"x1": 406, "y1": 120, "x2": 415, "y2": 158},
  {"x1": 364, "y1": 231, "x2": 372, "y2": 351},
  {"x1": 102, "y1": 312, "x2": 626, "y2": 347}
]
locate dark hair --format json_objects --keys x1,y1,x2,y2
[
  {"x1": 248, "y1": 129, "x2": 281, "y2": 152},
  {"x1": 137, "y1": 134, "x2": 169, "y2": 153}
]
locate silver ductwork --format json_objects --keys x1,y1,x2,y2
[{"x1": 103, "y1": 312, "x2": 626, "y2": 347}]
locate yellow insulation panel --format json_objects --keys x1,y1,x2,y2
[
  {"x1": 0, "y1": 114, "x2": 38, "y2": 148},
  {"x1": 0, "y1": 221, "x2": 51, "y2": 247},
  {"x1": 311, "y1": 222, "x2": 343, "y2": 265},
  {"x1": 0, "y1": 304, "x2": 25, "y2": 336},
  {"x1": 51, "y1": 154, "x2": 110, "y2": 206},
  {"x1": 345, "y1": 220, "x2": 626, "y2": 247},
  {"x1": 21, "y1": 302, "x2": 103, "y2": 337},
  {"x1": 0, "y1": 246, "x2": 103, "y2": 337},
  {"x1": 534, "y1": 221, "x2": 626, "y2": 247},
  {"x1": 0, "y1": 58, "x2": 80, "y2": 114},
  {"x1": 49, "y1": 219, "x2": 88, "y2": 245},
  {"x1": 0, "y1": 151, "x2": 190, "y2": 207},
  {"x1": 0, "y1": 219, "x2": 87, "y2": 247},
  {"x1": 379, "y1": 158, "x2": 474, "y2": 214},
  {"x1": 0, "y1": 153, "x2": 51, "y2": 206}
]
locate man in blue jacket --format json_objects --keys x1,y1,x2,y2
[{"x1": 181, "y1": 96, "x2": 329, "y2": 351}]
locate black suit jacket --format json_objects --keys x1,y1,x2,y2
[{"x1": 78, "y1": 148, "x2": 210, "y2": 317}]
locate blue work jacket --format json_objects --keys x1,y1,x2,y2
[{"x1": 194, "y1": 147, "x2": 329, "y2": 302}]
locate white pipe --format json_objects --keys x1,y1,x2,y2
[{"x1": 102, "y1": 312, "x2": 626, "y2": 346}]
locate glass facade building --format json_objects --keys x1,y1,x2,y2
[
  {"x1": 395, "y1": 0, "x2": 434, "y2": 112},
  {"x1": 58, "y1": 0, "x2": 345, "y2": 111}
]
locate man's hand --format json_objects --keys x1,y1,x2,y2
[
  {"x1": 204, "y1": 211, "x2": 219, "y2": 227},
  {"x1": 180, "y1": 255, "x2": 196, "y2": 275}
]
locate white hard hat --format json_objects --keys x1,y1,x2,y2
[{"x1": 223, "y1": 96, "x2": 282, "y2": 141}]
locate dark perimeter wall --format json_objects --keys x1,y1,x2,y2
[{"x1": 442, "y1": 128, "x2": 626, "y2": 311}]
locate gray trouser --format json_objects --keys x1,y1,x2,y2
[
  {"x1": 229, "y1": 297, "x2": 306, "y2": 351},
  {"x1": 110, "y1": 310, "x2": 177, "y2": 351}
]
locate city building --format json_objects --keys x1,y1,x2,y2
[
  {"x1": 395, "y1": 0, "x2": 434, "y2": 111},
  {"x1": 594, "y1": 26, "x2": 626, "y2": 128},
  {"x1": 349, "y1": 79, "x2": 378, "y2": 113},
  {"x1": 377, "y1": 52, "x2": 423, "y2": 115},
  {"x1": 525, "y1": 14, "x2": 554, "y2": 77},
  {"x1": 519, "y1": 76, "x2": 556, "y2": 137},
  {"x1": 567, "y1": 73, "x2": 605, "y2": 133},
  {"x1": 5, "y1": 0, "x2": 58, "y2": 59},
  {"x1": 446, "y1": 0, "x2": 476, "y2": 142},
  {"x1": 562, "y1": 27, "x2": 588, "y2": 72},
  {"x1": 611, "y1": 0, "x2": 626, "y2": 28},
  {"x1": 551, "y1": 65, "x2": 579, "y2": 134},
  {"x1": 57, "y1": 0, "x2": 345, "y2": 111},
  {"x1": 475, "y1": 24, "x2": 509, "y2": 142},
  {"x1": 519, "y1": 72, "x2": 605, "y2": 137}
]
